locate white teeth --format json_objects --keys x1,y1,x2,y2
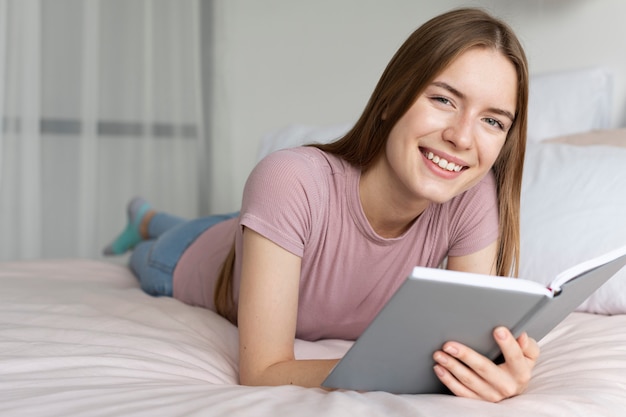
[{"x1": 426, "y1": 151, "x2": 464, "y2": 172}]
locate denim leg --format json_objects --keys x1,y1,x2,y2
[
  {"x1": 147, "y1": 213, "x2": 187, "y2": 238},
  {"x1": 129, "y1": 212, "x2": 239, "y2": 297},
  {"x1": 130, "y1": 240, "x2": 173, "y2": 296}
]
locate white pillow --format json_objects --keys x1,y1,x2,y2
[
  {"x1": 527, "y1": 68, "x2": 613, "y2": 143},
  {"x1": 256, "y1": 123, "x2": 351, "y2": 161},
  {"x1": 520, "y1": 140, "x2": 626, "y2": 314}
]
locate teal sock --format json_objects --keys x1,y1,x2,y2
[{"x1": 103, "y1": 197, "x2": 152, "y2": 255}]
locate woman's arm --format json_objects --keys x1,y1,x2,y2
[
  {"x1": 237, "y1": 227, "x2": 338, "y2": 388},
  {"x1": 446, "y1": 240, "x2": 499, "y2": 275},
  {"x1": 438, "y1": 240, "x2": 540, "y2": 402}
]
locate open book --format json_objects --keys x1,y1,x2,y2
[{"x1": 322, "y1": 245, "x2": 626, "y2": 395}]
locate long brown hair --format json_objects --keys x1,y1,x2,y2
[
  {"x1": 215, "y1": 7, "x2": 528, "y2": 322},
  {"x1": 313, "y1": 8, "x2": 528, "y2": 277}
]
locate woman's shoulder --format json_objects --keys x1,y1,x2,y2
[
  {"x1": 240, "y1": 147, "x2": 346, "y2": 256},
  {"x1": 244, "y1": 147, "x2": 335, "y2": 198},
  {"x1": 255, "y1": 146, "x2": 348, "y2": 177}
]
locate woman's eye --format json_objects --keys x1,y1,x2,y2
[
  {"x1": 484, "y1": 117, "x2": 504, "y2": 130},
  {"x1": 432, "y1": 96, "x2": 451, "y2": 106}
]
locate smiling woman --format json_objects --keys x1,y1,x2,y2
[
  {"x1": 372, "y1": 47, "x2": 517, "y2": 212},
  {"x1": 103, "y1": 7, "x2": 532, "y2": 402}
]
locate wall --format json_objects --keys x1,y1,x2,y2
[{"x1": 206, "y1": 0, "x2": 626, "y2": 213}]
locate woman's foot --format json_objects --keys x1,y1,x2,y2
[{"x1": 103, "y1": 197, "x2": 152, "y2": 255}]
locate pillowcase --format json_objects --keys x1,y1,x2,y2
[
  {"x1": 520, "y1": 132, "x2": 626, "y2": 314},
  {"x1": 527, "y1": 67, "x2": 613, "y2": 143},
  {"x1": 256, "y1": 123, "x2": 351, "y2": 161}
]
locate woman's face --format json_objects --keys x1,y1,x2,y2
[{"x1": 380, "y1": 47, "x2": 517, "y2": 210}]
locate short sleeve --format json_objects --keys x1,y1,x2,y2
[
  {"x1": 239, "y1": 148, "x2": 329, "y2": 257},
  {"x1": 446, "y1": 170, "x2": 500, "y2": 257}
]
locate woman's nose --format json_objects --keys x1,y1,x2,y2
[{"x1": 442, "y1": 115, "x2": 474, "y2": 149}]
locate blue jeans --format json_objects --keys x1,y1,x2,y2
[{"x1": 129, "y1": 212, "x2": 239, "y2": 296}]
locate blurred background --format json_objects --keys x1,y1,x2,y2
[{"x1": 1, "y1": 0, "x2": 625, "y2": 261}]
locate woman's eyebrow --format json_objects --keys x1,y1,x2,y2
[
  {"x1": 432, "y1": 81, "x2": 465, "y2": 99},
  {"x1": 431, "y1": 81, "x2": 516, "y2": 122}
]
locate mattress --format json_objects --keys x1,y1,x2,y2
[{"x1": 2, "y1": 259, "x2": 626, "y2": 416}]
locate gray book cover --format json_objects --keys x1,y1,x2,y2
[{"x1": 323, "y1": 247, "x2": 626, "y2": 394}]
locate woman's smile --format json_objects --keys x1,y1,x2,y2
[
  {"x1": 366, "y1": 46, "x2": 517, "y2": 208},
  {"x1": 420, "y1": 147, "x2": 468, "y2": 175}
]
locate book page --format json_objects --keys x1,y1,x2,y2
[
  {"x1": 549, "y1": 244, "x2": 626, "y2": 292},
  {"x1": 411, "y1": 267, "x2": 552, "y2": 297}
]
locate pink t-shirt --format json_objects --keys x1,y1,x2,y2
[{"x1": 174, "y1": 147, "x2": 499, "y2": 341}]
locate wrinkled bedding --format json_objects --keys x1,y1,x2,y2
[{"x1": 2, "y1": 259, "x2": 626, "y2": 417}]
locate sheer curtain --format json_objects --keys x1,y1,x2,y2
[{"x1": 0, "y1": 0, "x2": 205, "y2": 261}]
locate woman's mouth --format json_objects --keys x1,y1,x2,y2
[{"x1": 424, "y1": 151, "x2": 466, "y2": 172}]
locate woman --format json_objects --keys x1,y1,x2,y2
[{"x1": 105, "y1": 8, "x2": 538, "y2": 402}]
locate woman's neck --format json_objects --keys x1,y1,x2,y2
[{"x1": 358, "y1": 164, "x2": 429, "y2": 239}]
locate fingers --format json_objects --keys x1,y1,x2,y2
[
  {"x1": 433, "y1": 343, "x2": 513, "y2": 402},
  {"x1": 433, "y1": 364, "x2": 480, "y2": 399},
  {"x1": 517, "y1": 331, "x2": 540, "y2": 362},
  {"x1": 433, "y1": 327, "x2": 539, "y2": 402},
  {"x1": 433, "y1": 349, "x2": 502, "y2": 401},
  {"x1": 495, "y1": 328, "x2": 539, "y2": 389}
]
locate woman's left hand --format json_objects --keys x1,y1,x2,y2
[{"x1": 432, "y1": 327, "x2": 540, "y2": 402}]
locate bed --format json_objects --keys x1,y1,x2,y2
[{"x1": 2, "y1": 68, "x2": 626, "y2": 416}]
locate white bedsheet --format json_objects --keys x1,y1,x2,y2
[{"x1": 2, "y1": 259, "x2": 626, "y2": 416}]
